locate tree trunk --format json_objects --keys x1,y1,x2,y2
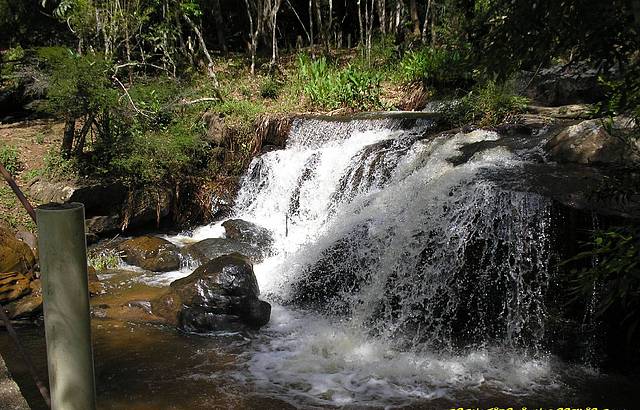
[
  {"x1": 313, "y1": 0, "x2": 326, "y2": 54},
  {"x1": 212, "y1": 0, "x2": 227, "y2": 53},
  {"x1": 271, "y1": 0, "x2": 282, "y2": 65},
  {"x1": 244, "y1": 0, "x2": 257, "y2": 74},
  {"x1": 357, "y1": 0, "x2": 364, "y2": 46},
  {"x1": 377, "y1": 0, "x2": 386, "y2": 34},
  {"x1": 73, "y1": 113, "x2": 95, "y2": 156},
  {"x1": 309, "y1": 0, "x2": 314, "y2": 52},
  {"x1": 285, "y1": 0, "x2": 310, "y2": 44},
  {"x1": 183, "y1": 14, "x2": 219, "y2": 86},
  {"x1": 61, "y1": 117, "x2": 76, "y2": 159},
  {"x1": 393, "y1": 0, "x2": 403, "y2": 34},
  {"x1": 409, "y1": 0, "x2": 420, "y2": 35},
  {"x1": 421, "y1": 0, "x2": 432, "y2": 44}
]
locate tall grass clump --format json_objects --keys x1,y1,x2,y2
[
  {"x1": 297, "y1": 54, "x2": 383, "y2": 111},
  {"x1": 446, "y1": 80, "x2": 529, "y2": 127}
]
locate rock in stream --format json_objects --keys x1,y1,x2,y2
[{"x1": 151, "y1": 253, "x2": 270, "y2": 332}]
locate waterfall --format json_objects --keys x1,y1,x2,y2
[{"x1": 174, "y1": 116, "x2": 594, "y2": 406}]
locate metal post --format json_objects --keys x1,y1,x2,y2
[{"x1": 36, "y1": 203, "x2": 96, "y2": 410}]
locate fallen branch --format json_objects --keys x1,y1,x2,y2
[
  {"x1": 179, "y1": 97, "x2": 220, "y2": 105},
  {"x1": 112, "y1": 75, "x2": 151, "y2": 118}
]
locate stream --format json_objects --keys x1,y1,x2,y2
[{"x1": 2, "y1": 115, "x2": 639, "y2": 409}]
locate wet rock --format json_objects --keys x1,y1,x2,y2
[
  {"x1": 546, "y1": 117, "x2": 639, "y2": 166},
  {"x1": 85, "y1": 215, "x2": 121, "y2": 236},
  {"x1": 117, "y1": 236, "x2": 181, "y2": 272},
  {"x1": 3, "y1": 279, "x2": 42, "y2": 320},
  {"x1": 0, "y1": 225, "x2": 36, "y2": 275},
  {"x1": 123, "y1": 188, "x2": 173, "y2": 230},
  {"x1": 151, "y1": 253, "x2": 271, "y2": 332},
  {"x1": 14, "y1": 231, "x2": 37, "y2": 253},
  {"x1": 183, "y1": 237, "x2": 267, "y2": 264},
  {"x1": 0, "y1": 272, "x2": 32, "y2": 303},
  {"x1": 526, "y1": 104, "x2": 593, "y2": 120},
  {"x1": 88, "y1": 269, "x2": 105, "y2": 296},
  {"x1": 222, "y1": 219, "x2": 273, "y2": 248},
  {"x1": 254, "y1": 114, "x2": 293, "y2": 150}
]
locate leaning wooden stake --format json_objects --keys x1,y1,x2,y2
[
  {"x1": 37, "y1": 203, "x2": 96, "y2": 410},
  {"x1": 0, "y1": 163, "x2": 35, "y2": 222}
]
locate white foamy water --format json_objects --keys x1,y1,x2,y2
[{"x1": 162, "y1": 117, "x2": 585, "y2": 407}]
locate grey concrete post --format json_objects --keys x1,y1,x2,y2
[{"x1": 36, "y1": 203, "x2": 96, "y2": 410}]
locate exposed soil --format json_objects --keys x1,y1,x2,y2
[{"x1": 0, "y1": 119, "x2": 63, "y2": 230}]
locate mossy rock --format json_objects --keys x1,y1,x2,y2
[
  {"x1": 0, "y1": 225, "x2": 36, "y2": 274},
  {"x1": 117, "y1": 235, "x2": 181, "y2": 272}
]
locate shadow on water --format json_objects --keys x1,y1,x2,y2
[{"x1": 0, "y1": 320, "x2": 297, "y2": 410}]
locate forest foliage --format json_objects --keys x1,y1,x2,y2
[{"x1": 1, "y1": 0, "x2": 639, "y2": 184}]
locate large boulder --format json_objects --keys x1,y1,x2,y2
[
  {"x1": 0, "y1": 225, "x2": 36, "y2": 274},
  {"x1": 117, "y1": 236, "x2": 181, "y2": 272},
  {"x1": 151, "y1": 253, "x2": 271, "y2": 332},
  {"x1": 28, "y1": 179, "x2": 173, "y2": 236},
  {"x1": 518, "y1": 63, "x2": 608, "y2": 106},
  {"x1": 546, "y1": 117, "x2": 639, "y2": 166},
  {"x1": 28, "y1": 179, "x2": 127, "y2": 217},
  {"x1": 183, "y1": 235, "x2": 270, "y2": 265}
]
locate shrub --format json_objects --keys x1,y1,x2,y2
[
  {"x1": 43, "y1": 148, "x2": 77, "y2": 180},
  {"x1": 400, "y1": 47, "x2": 469, "y2": 86},
  {"x1": 88, "y1": 248, "x2": 123, "y2": 271},
  {"x1": 0, "y1": 144, "x2": 24, "y2": 175},
  {"x1": 447, "y1": 80, "x2": 529, "y2": 127},
  {"x1": 260, "y1": 77, "x2": 279, "y2": 99},
  {"x1": 598, "y1": 67, "x2": 640, "y2": 162},
  {"x1": 562, "y1": 227, "x2": 640, "y2": 346}
]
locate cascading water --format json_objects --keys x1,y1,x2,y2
[{"x1": 168, "y1": 116, "x2": 611, "y2": 407}]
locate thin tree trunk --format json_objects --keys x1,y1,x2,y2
[
  {"x1": 394, "y1": 0, "x2": 403, "y2": 34},
  {"x1": 421, "y1": 0, "x2": 432, "y2": 44},
  {"x1": 244, "y1": 0, "x2": 257, "y2": 74},
  {"x1": 309, "y1": 0, "x2": 314, "y2": 52},
  {"x1": 183, "y1": 14, "x2": 219, "y2": 86},
  {"x1": 73, "y1": 113, "x2": 94, "y2": 156},
  {"x1": 409, "y1": 0, "x2": 420, "y2": 35},
  {"x1": 328, "y1": 0, "x2": 333, "y2": 51},
  {"x1": 365, "y1": 0, "x2": 373, "y2": 63},
  {"x1": 285, "y1": 0, "x2": 310, "y2": 44},
  {"x1": 377, "y1": 0, "x2": 386, "y2": 34},
  {"x1": 430, "y1": 3, "x2": 436, "y2": 46},
  {"x1": 271, "y1": 0, "x2": 282, "y2": 65},
  {"x1": 212, "y1": 0, "x2": 227, "y2": 53},
  {"x1": 313, "y1": 0, "x2": 326, "y2": 54},
  {"x1": 62, "y1": 117, "x2": 76, "y2": 159},
  {"x1": 357, "y1": 0, "x2": 364, "y2": 46}
]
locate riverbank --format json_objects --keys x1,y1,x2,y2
[{"x1": 0, "y1": 352, "x2": 29, "y2": 410}]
